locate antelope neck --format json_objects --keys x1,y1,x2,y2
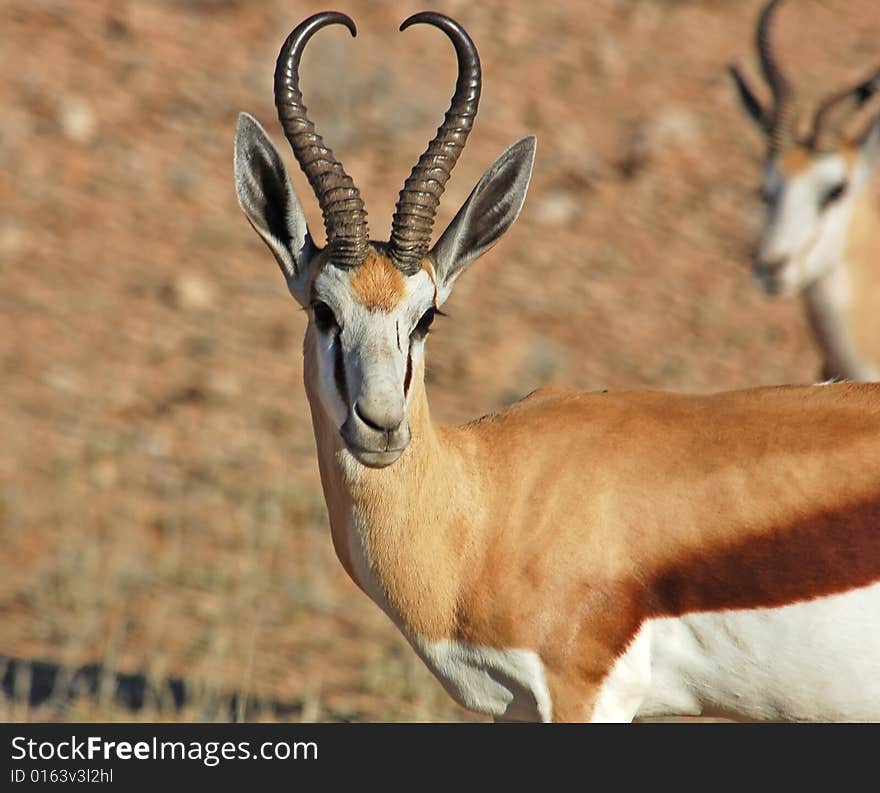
[{"x1": 304, "y1": 338, "x2": 481, "y2": 640}]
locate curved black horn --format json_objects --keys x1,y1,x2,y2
[
  {"x1": 756, "y1": 0, "x2": 796, "y2": 152},
  {"x1": 275, "y1": 12, "x2": 369, "y2": 268},
  {"x1": 810, "y1": 68, "x2": 880, "y2": 150},
  {"x1": 388, "y1": 12, "x2": 481, "y2": 275}
]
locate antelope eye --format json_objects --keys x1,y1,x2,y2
[
  {"x1": 820, "y1": 182, "x2": 847, "y2": 210},
  {"x1": 311, "y1": 301, "x2": 338, "y2": 332},
  {"x1": 413, "y1": 307, "x2": 436, "y2": 338}
]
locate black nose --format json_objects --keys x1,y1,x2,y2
[
  {"x1": 755, "y1": 257, "x2": 787, "y2": 274},
  {"x1": 353, "y1": 400, "x2": 400, "y2": 433}
]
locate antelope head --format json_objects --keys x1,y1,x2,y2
[
  {"x1": 234, "y1": 12, "x2": 535, "y2": 468},
  {"x1": 729, "y1": 0, "x2": 880, "y2": 297}
]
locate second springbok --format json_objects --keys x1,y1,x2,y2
[
  {"x1": 730, "y1": 0, "x2": 880, "y2": 381},
  {"x1": 235, "y1": 11, "x2": 880, "y2": 722}
]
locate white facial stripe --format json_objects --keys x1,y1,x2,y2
[
  {"x1": 313, "y1": 324, "x2": 348, "y2": 430},
  {"x1": 757, "y1": 152, "x2": 856, "y2": 293}
]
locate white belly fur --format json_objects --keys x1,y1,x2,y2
[
  {"x1": 346, "y1": 515, "x2": 880, "y2": 722},
  {"x1": 596, "y1": 581, "x2": 880, "y2": 722}
]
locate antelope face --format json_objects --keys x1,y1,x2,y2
[
  {"x1": 729, "y1": 0, "x2": 880, "y2": 298},
  {"x1": 304, "y1": 250, "x2": 437, "y2": 467},
  {"x1": 234, "y1": 12, "x2": 535, "y2": 468},
  {"x1": 754, "y1": 147, "x2": 854, "y2": 297}
]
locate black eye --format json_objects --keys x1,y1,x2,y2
[
  {"x1": 412, "y1": 307, "x2": 436, "y2": 338},
  {"x1": 820, "y1": 182, "x2": 847, "y2": 210},
  {"x1": 311, "y1": 301, "x2": 338, "y2": 332}
]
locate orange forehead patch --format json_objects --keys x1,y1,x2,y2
[
  {"x1": 778, "y1": 144, "x2": 856, "y2": 176},
  {"x1": 349, "y1": 252, "x2": 407, "y2": 312},
  {"x1": 778, "y1": 146, "x2": 813, "y2": 176}
]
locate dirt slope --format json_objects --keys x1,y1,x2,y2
[{"x1": 2, "y1": 0, "x2": 878, "y2": 721}]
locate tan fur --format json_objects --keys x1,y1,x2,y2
[
  {"x1": 842, "y1": 182, "x2": 880, "y2": 366},
  {"x1": 777, "y1": 144, "x2": 860, "y2": 176},
  {"x1": 840, "y1": 144, "x2": 860, "y2": 169},
  {"x1": 778, "y1": 146, "x2": 814, "y2": 176},
  {"x1": 349, "y1": 252, "x2": 407, "y2": 312},
  {"x1": 303, "y1": 323, "x2": 357, "y2": 584},
  {"x1": 304, "y1": 338, "x2": 880, "y2": 721}
]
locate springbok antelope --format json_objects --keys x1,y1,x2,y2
[
  {"x1": 730, "y1": 0, "x2": 880, "y2": 382},
  {"x1": 235, "y1": 11, "x2": 880, "y2": 722}
]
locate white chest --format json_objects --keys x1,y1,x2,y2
[{"x1": 415, "y1": 640, "x2": 553, "y2": 722}]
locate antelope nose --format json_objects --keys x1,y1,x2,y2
[
  {"x1": 353, "y1": 399, "x2": 403, "y2": 433},
  {"x1": 755, "y1": 254, "x2": 787, "y2": 273}
]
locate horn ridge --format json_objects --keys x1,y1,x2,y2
[
  {"x1": 274, "y1": 12, "x2": 369, "y2": 269},
  {"x1": 389, "y1": 12, "x2": 481, "y2": 275},
  {"x1": 756, "y1": 0, "x2": 796, "y2": 153}
]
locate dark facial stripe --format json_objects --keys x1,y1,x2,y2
[
  {"x1": 333, "y1": 336, "x2": 349, "y2": 406},
  {"x1": 403, "y1": 348, "x2": 413, "y2": 396}
]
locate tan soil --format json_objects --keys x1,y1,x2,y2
[{"x1": 2, "y1": 0, "x2": 878, "y2": 721}]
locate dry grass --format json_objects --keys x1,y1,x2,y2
[{"x1": 0, "y1": 480, "x2": 479, "y2": 722}]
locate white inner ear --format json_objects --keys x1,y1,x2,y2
[
  {"x1": 285, "y1": 233, "x2": 319, "y2": 306},
  {"x1": 234, "y1": 113, "x2": 322, "y2": 306},
  {"x1": 853, "y1": 121, "x2": 880, "y2": 187}
]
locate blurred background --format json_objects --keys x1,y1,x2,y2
[{"x1": 2, "y1": 0, "x2": 879, "y2": 722}]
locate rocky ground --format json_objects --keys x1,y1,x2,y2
[{"x1": 2, "y1": 0, "x2": 878, "y2": 721}]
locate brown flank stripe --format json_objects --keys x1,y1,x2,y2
[{"x1": 649, "y1": 495, "x2": 880, "y2": 615}]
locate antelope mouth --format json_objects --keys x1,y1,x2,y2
[
  {"x1": 342, "y1": 442, "x2": 407, "y2": 469},
  {"x1": 339, "y1": 421, "x2": 410, "y2": 469},
  {"x1": 753, "y1": 265, "x2": 796, "y2": 298}
]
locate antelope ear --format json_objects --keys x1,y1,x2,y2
[
  {"x1": 234, "y1": 112, "x2": 318, "y2": 304},
  {"x1": 857, "y1": 111, "x2": 880, "y2": 168},
  {"x1": 728, "y1": 65, "x2": 768, "y2": 130},
  {"x1": 812, "y1": 71, "x2": 880, "y2": 154},
  {"x1": 848, "y1": 75, "x2": 880, "y2": 156},
  {"x1": 430, "y1": 136, "x2": 536, "y2": 305}
]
